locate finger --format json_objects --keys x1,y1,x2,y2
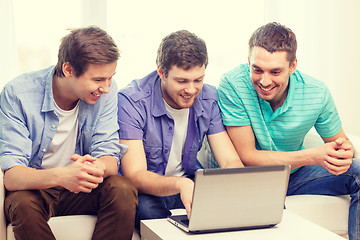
[
  {"x1": 323, "y1": 161, "x2": 350, "y2": 175},
  {"x1": 185, "y1": 203, "x2": 191, "y2": 219},
  {"x1": 70, "y1": 154, "x2": 81, "y2": 161},
  {"x1": 325, "y1": 155, "x2": 352, "y2": 166},
  {"x1": 72, "y1": 155, "x2": 97, "y2": 164},
  {"x1": 329, "y1": 150, "x2": 353, "y2": 160},
  {"x1": 85, "y1": 165, "x2": 104, "y2": 177},
  {"x1": 334, "y1": 138, "x2": 346, "y2": 145}
]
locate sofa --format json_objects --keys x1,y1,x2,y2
[{"x1": 1, "y1": 128, "x2": 359, "y2": 239}]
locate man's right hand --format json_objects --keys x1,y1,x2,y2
[
  {"x1": 61, "y1": 154, "x2": 104, "y2": 193},
  {"x1": 175, "y1": 177, "x2": 194, "y2": 219},
  {"x1": 316, "y1": 140, "x2": 353, "y2": 175}
]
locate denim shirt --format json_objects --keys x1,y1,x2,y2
[
  {"x1": 0, "y1": 66, "x2": 126, "y2": 171},
  {"x1": 118, "y1": 70, "x2": 225, "y2": 176}
]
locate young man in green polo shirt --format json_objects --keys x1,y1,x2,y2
[{"x1": 217, "y1": 22, "x2": 359, "y2": 240}]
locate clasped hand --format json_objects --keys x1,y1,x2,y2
[
  {"x1": 61, "y1": 154, "x2": 105, "y2": 193},
  {"x1": 320, "y1": 138, "x2": 354, "y2": 175}
]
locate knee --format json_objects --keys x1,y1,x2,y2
[
  {"x1": 102, "y1": 175, "x2": 138, "y2": 205},
  {"x1": 137, "y1": 194, "x2": 170, "y2": 219}
]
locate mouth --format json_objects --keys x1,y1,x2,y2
[
  {"x1": 92, "y1": 92, "x2": 101, "y2": 97},
  {"x1": 180, "y1": 94, "x2": 192, "y2": 100},
  {"x1": 258, "y1": 84, "x2": 275, "y2": 94}
]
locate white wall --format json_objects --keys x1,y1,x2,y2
[
  {"x1": 2, "y1": 0, "x2": 359, "y2": 136},
  {"x1": 0, "y1": 0, "x2": 18, "y2": 90},
  {"x1": 265, "y1": 0, "x2": 360, "y2": 136}
]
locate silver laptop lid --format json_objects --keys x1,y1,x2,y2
[{"x1": 188, "y1": 165, "x2": 290, "y2": 232}]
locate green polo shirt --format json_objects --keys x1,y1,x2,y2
[{"x1": 217, "y1": 64, "x2": 341, "y2": 171}]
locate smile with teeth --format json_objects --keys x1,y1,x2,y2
[
  {"x1": 181, "y1": 94, "x2": 192, "y2": 99},
  {"x1": 92, "y1": 92, "x2": 100, "y2": 97},
  {"x1": 259, "y1": 85, "x2": 275, "y2": 92}
]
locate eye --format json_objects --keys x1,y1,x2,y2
[
  {"x1": 271, "y1": 71, "x2": 281, "y2": 75},
  {"x1": 252, "y1": 68, "x2": 263, "y2": 74}
]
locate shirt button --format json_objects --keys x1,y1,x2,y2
[
  {"x1": 42, "y1": 148, "x2": 46, "y2": 152},
  {"x1": 169, "y1": 127, "x2": 172, "y2": 130},
  {"x1": 164, "y1": 149, "x2": 168, "y2": 154}
]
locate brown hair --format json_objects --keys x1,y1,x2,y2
[
  {"x1": 54, "y1": 26, "x2": 119, "y2": 77},
  {"x1": 156, "y1": 30, "x2": 208, "y2": 77},
  {"x1": 249, "y1": 22, "x2": 297, "y2": 65}
]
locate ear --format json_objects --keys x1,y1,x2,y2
[
  {"x1": 157, "y1": 66, "x2": 166, "y2": 81},
  {"x1": 289, "y1": 58, "x2": 298, "y2": 75},
  {"x1": 62, "y1": 62, "x2": 74, "y2": 78}
]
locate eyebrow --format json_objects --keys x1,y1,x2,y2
[
  {"x1": 252, "y1": 64, "x2": 283, "y2": 71},
  {"x1": 91, "y1": 72, "x2": 116, "y2": 80},
  {"x1": 174, "y1": 75, "x2": 205, "y2": 81}
]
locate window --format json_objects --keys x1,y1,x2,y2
[
  {"x1": 107, "y1": 0, "x2": 264, "y2": 88},
  {"x1": 12, "y1": 0, "x2": 81, "y2": 74}
]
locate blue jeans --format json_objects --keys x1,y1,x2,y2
[
  {"x1": 135, "y1": 193, "x2": 185, "y2": 230},
  {"x1": 287, "y1": 159, "x2": 360, "y2": 240}
]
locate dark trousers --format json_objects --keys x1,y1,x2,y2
[
  {"x1": 135, "y1": 193, "x2": 185, "y2": 230},
  {"x1": 5, "y1": 175, "x2": 138, "y2": 240}
]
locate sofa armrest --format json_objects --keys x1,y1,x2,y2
[{"x1": 0, "y1": 169, "x2": 7, "y2": 240}]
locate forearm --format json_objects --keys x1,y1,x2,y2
[
  {"x1": 97, "y1": 155, "x2": 119, "y2": 177},
  {"x1": 127, "y1": 170, "x2": 190, "y2": 197},
  {"x1": 4, "y1": 166, "x2": 61, "y2": 191},
  {"x1": 239, "y1": 147, "x2": 318, "y2": 169}
]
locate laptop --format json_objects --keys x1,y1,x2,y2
[{"x1": 167, "y1": 165, "x2": 290, "y2": 233}]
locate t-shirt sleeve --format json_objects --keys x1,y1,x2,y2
[
  {"x1": 217, "y1": 73, "x2": 251, "y2": 127},
  {"x1": 314, "y1": 85, "x2": 342, "y2": 138}
]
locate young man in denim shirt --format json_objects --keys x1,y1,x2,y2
[{"x1": 0, "y1": 26, "x2": 137, "y2": 240}]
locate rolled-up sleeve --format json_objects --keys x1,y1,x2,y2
[{"x1": 0, "y1": 86, "x2": 32, "y2": 171}]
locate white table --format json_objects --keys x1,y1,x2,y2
[{"x1": 140, "y1": 210, "x2": 345, "y2": 240}]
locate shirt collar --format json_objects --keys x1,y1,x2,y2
[{"x1": 42, "y1": 66, "x2": 57, "y2": 112}]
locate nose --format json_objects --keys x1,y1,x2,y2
[
  {"x1": 99, "y1": 79, "x2": 111, "y2": 94},
  {"x1": 260, "y1": 72, "x2": 272, "y2": 87},
  {"x1": 184, "y1": 82, "x2": 197, "y2": 94}
]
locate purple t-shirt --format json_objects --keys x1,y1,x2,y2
[{"x1": 117, "y1": 70, "x2": 225, "y2": 176}]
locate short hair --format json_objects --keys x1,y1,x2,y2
[
  {"x1": 248, "y1": 22, "x2": 297, "y2": 65},
  {"x1": 156, "y1": 30, "x2": 208, "y2": 78},
  {"x1": 54, "y1": 26, "x2": 119, "y2": 78}
]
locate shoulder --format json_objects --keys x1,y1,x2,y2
[
  {"x1": 291, "y1": 70, "x2": 331, "y2": 102},
  {"x1": 2, "y1": 67, "x2": 52, "y2": 97},
  {"x1": 118, "y1": 70, "x2": 159, "y2": 103},
  {"x1": 221, "y1": 64, "x2": 250, "y2": 82},
  {"x1": 198, "y1": 83, "x2": 218, "y2": 101},
  {"x1": 292, "y1": 70, "x2": 328, "y2": 90},
  {"x1": 219, "y1": 64, "x2": 251, "y2": 94}
]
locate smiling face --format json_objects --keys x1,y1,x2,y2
[
  {"x1": 158, "y1": 65, "x2": 205, "y2": 109},
  {"x1": 249, "y1": 46, "x2": 297, "y2": 111},
  {"x1": 56, "y1": 61, "x2": 117, "y2": 109}
]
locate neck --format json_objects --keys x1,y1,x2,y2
[
  {"x1": 52, "y1": 75, "x2": 78, "y2": 110},
  {"x1": 270, "y1": 88, "x2": 288, "y2": 112}
]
